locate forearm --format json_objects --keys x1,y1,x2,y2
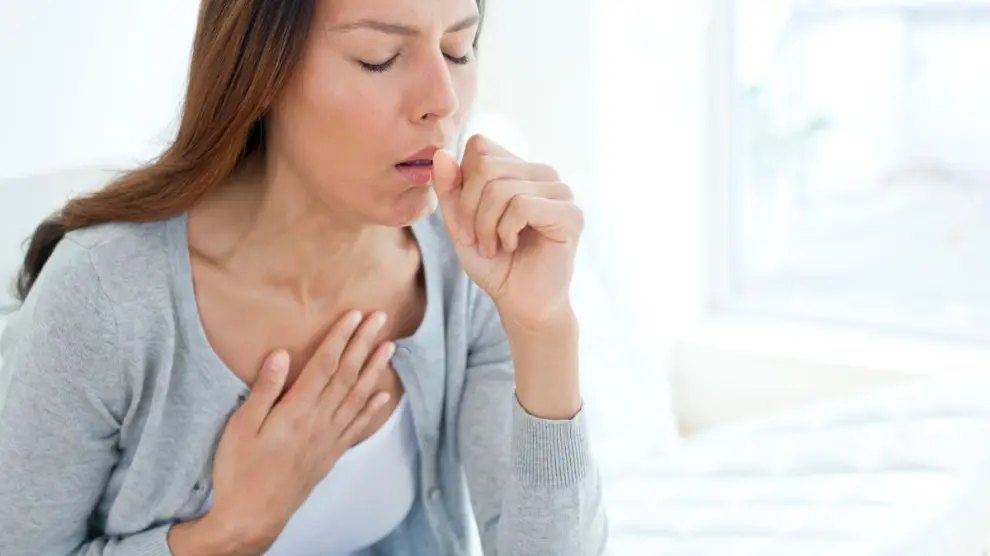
[{"x1": 501, "y1": 307, "x2": 582, "y2": 421}]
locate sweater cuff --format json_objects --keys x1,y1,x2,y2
[
  {"x1": 119, "y1": 523, "x2": 174, "y2": 556},
  {"x1": 510, "y1": 394, "x2": 592, "y2": 489}
]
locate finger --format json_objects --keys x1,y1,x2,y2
[
  {"x1": 475, "y1": 180, "x2": 572, "y2": 258},
  {"x1": 496, "y1": 196, "x2": 585, "y2": 251},
  {"x1": 464, "y1": 134, "x2": 518, "y2": 161},
  {"x1": 457, "y1": 136, "x2": 488, "y2": 246},
  {"x1": 330, "y1": 311, "x2": 388, "y2": 393},
  {"x1": 284, "y1": 310, "x2": 363, "y2": 405},
  {"x1": 460, "y1": 157, "x2": 560, "y2": 250},
  {"x1": 327, "y1": 340, "x2": 395, "y2": 430},
  {"x1": 432, "y1": 149, "x2": 464, "y2": 242},
  {"x1": 239, "y1": 349, "x2": 290, "y2": 433},
  {"x1": 339, "y1": 392, "x2": 392, "y2": 449}
]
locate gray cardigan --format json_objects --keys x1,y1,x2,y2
[{"x1": 0, "y1": 211, "x2": 607, "y2": 556}]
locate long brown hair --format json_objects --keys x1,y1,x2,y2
[{"x1": 15, "y1": 0, "x2": 484, "y2": 301}]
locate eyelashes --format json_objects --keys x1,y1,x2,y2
[
  {"x1": 445, "y1": 53, "x2": 471, "y2": 65},
  {"x1": 359, "y1": 54, "x2": 399, "y2": 73},
  {"x1": 359, "y1": 52, "x2": 471, "y2": 73}
]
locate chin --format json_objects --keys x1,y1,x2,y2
[{"x1": 381, "y1": 187, "x2": 438, "y2": 228}]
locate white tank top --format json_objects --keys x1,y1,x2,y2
[{"x1": 200, "y1": 396, "x2": 419, "y2": 556}]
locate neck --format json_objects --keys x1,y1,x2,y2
[{"x1": 193, "y1": 160, "x2": 407, "y2": 306}]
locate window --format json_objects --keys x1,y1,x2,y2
[{"x1": 718, "y1": 0, "x2": 990, "y2": 342}]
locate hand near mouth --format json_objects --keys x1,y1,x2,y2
[{"x1": 432, "y1": 134, "x2": 582, "y2": 329}]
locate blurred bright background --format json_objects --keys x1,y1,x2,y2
[{"x1": 3, "y1": 0, "x2": 990, "y2": 508}]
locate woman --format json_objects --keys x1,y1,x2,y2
[{"x1": 0, "y1": 0, "x2": 607, "y2": 555}]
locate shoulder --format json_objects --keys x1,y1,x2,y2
[
  {"x1": 17, "y1": 218, "x2": 172, "y2": 323},
  {"x1": 3, "y1": 217, "x2": 178, "y2": 362},
  {"x1": 63, "y1": 217, "x2": 173, "y2": 288},
  {"x1": 1, "y1": 217, "x2": 181, "y2": 412},
  {"x1": 60, "y1": 218, "x2": 178, "y2": 309}
]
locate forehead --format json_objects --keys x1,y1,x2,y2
[{"x1": 320, "y1": 0, "x2": 479, "y2": 25}]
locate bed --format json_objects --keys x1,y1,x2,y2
[{"x1": 605, "y1": 377, "x2": 990, "y2": 555}]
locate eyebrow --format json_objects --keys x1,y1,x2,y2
[{"x1": 330, "y1": 14, "x2": 479, "y2": 36}]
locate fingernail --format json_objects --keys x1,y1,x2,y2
[
  {"x1": 372, "y1": 312, "x2": 388, "y2": 330},
  {"x1": 385, "y1": 342, "x2": 397, "y2": 359},
  {"x1": 348, "y1": 311, "x2": 363, "y2": 327},
  {"x1": 375, "y1": 393, "x2": 392, "y2": 408},
  {"x1": 270, "y1": 350, "x2": 289, "y2": 376}
]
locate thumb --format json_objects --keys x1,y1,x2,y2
[
  {"x1": 241, "y1": 349, "x2": 290, "y2": 432},
  {"x1": 432, "y1": 149, "x2": 463, "y2": 239}
]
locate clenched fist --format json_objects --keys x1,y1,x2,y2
[{"x1": 433, "y1": 135, "x2": 583, "y2": 328}]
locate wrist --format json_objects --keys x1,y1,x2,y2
[
  {"x1": 169, "y1": 511, "x2": 275, "y2": 556},
  {"x1": 498, "y1": 301, "x2": 577, "y2": 335},
  {"x1": 502, "y1": 311, "x2": 582, "y2": 420}
]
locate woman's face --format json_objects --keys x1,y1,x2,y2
[{"x1": 267, "y1": 0, "x2": 480, "y2": 227}]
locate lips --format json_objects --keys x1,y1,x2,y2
[
  {"x1": 398, "y1": 146, "x2": 441, "y2": 166},
  {"x1": 395, "y1": 146, "x2": 441, "y2": 187}
]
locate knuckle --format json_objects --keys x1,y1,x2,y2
[
  {"x1": 476, "y1": 191, "x2": 499, "y2": 221},
  {"x1": 318, "y1": 345, "x2": 343, "y2": 373},
  {"x1": 496, "y1": 216, "x2": 515, "y2": 237},
  {"x1": 488, "y1": 182, "x2": 513, "y2": 205},
  {"x1": 473, "y1": 157, "x2": 489, "y2": 181},
  {"x1": 335, "y1": 367, "x2": 359, "y2": 389},
  {"x1": 537, "y1": 163, "x2": 560, "y2": 181},
  {"x1": 479, "y1": 179, "x2": 500, "y2": 208},
  {"x1": 555, "y1": 181, "x2": 575, "y2": 200},
  {"x1": 337, "y1": 398, "x2": 363, "y2": 423},
  {"x1": 466, "y1": 134, "x2": 487, "y2": 155},
  {"x1": 289, "y1": 409, "x2": 312, "y2": 431},
  {"x1": 506, "y1": 193, "x2": 525, "y2": 212},
  {"x1": 352, "y1": 377, "x2": 375, "y2": 400},
  {"x1": 339, "y1": 349, "x2": 362, "y2": 372},
  {"x1": 476, "y1": 154, "x2": 497, "y2": 180},
  {"x1": 571, "y1": 204, "x2": 586, "y2": 230}
]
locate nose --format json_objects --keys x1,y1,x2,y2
[{"x1": 410, "y1": 54, "x2": 460, "y2": 124}]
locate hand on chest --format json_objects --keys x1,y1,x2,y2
[{"x1": 193, "y1": 277, "x2": 425, "y2": 446}]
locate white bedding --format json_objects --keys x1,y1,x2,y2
[{"x1": 606, "y1": 377, "x2": 990, "y2": 555}]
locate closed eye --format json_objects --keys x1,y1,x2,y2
[
  {"x1": 359, "y1": 52, "x2": 472, "y2": 73},
  {"x1": 445, "y1": 52, "x2": 471, "y2": 65},
  {"x1": 359, "y1": 54, "x2": 399, "y2": 73}
]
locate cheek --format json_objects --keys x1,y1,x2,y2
[
  {"x1": 295, "y1": 65, "x2": 394, "y2": 150},
  {"x1": 270, "y1": 62, "x2": 403, "y2": 190}
]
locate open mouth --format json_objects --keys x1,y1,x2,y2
[
  {"x1": 395, "y1": 159, "x2": 435, "y2": 186},
  {"x1": 397, "y1": 159, "x2": 433, "y2": 167}
]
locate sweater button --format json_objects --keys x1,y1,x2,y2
[{"x1": 428, "y1": 488, "x2": 442, "y2": 501}]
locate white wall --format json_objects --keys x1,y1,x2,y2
[
  {"x1": 0, "y1": 1, "x2": 201, "y2": 180},
  {"x1": 475, "y1": 0, "x2": 592, "y2": 190}
]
